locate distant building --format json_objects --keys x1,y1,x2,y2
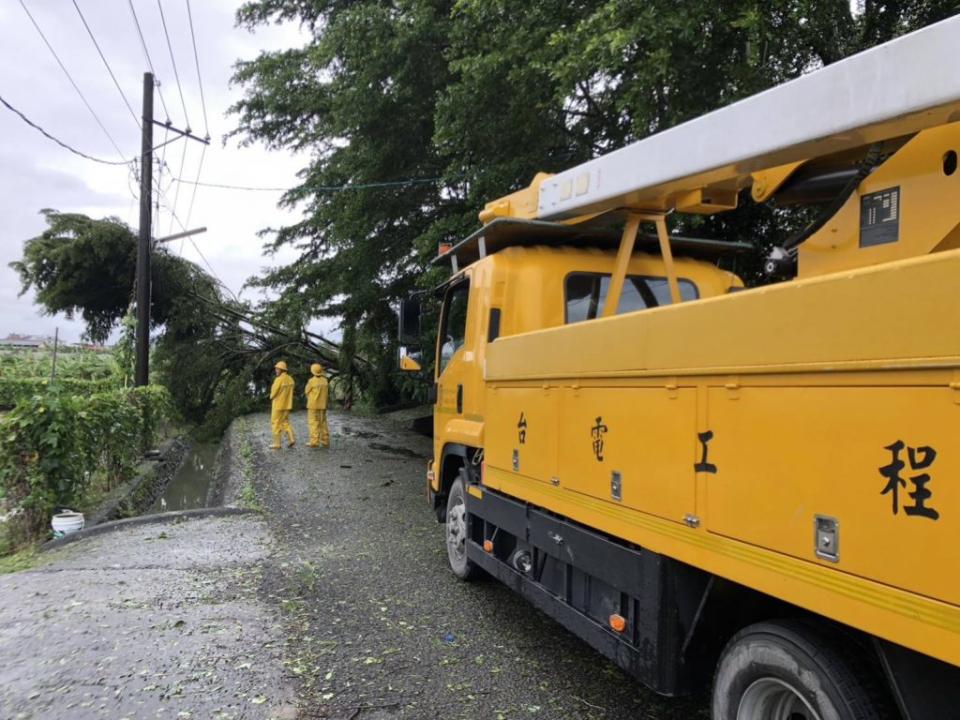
[{"x1": 0, "y1": 334, "x2": 52, "y2": 349}]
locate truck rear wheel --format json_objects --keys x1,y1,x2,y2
[
  {"x1": 445, "y1": 477, "x2": 478, "y2": 581},
  {"x1": 712, "y1": 620, "x2": 891, "y2": 720}
]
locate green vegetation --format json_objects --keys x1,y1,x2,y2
[
  {"x1": 0, "y1": 345, "x2": 175, "y2": 555},
  {"x1": 10, "y1": 211, "x2": 213, "y2": 345},
  {"x1": 0, "y1": 377, "x2": 115, "y2": 410},
  {"x1": 0, "y1": 544, "x2": 43, "y2": 575},
  {"x1": 0, "y1": 383, "x2": 173, "y2": 552},
  {"x1": 0, "y1": 346, "x2": 120, "y2": 409},
  {"x1": 236, "y1": 419, "x2": 262, "y2": 511},
  {"x1": 0, "y1": 347, "x2": 116, "y2": 380},
  {"x1": 230, "y1": 0, "x2": 957, "y2": 405},
  {"x1": 11, "y1": 211, "x2": 261, "y2": 431}
]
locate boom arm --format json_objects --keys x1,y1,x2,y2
[{"x1": 480, "y1": 16, "x2": 960, "y2": 225}]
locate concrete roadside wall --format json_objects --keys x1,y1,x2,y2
[{"x1": 86, "y1": 436, "x2": 191, "y2": 526}]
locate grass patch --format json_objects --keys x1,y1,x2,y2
[
  {"x1": 0, "y1": 540, "x2": 42, "y2": 575},
  {"x1": 236, "y1": 419, "x2": 262, "y2": 511},
  {"x1": 239, "y1": 480, "x2": 261, "y2": 510}
]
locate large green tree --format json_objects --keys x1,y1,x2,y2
[
  {"x1": 231, "y1": 0, "x2": 959, "y2": 404},
  {"x1": 232, "y1": 0, "x2": 458, "y2": 407}
]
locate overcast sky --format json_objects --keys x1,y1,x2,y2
[{"x1": 0, "y1": 0, "x2": 316, "y2": 344}]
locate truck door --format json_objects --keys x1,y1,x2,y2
[{"x1": 435, "y1": 278, "x2": 472, "y2": 428}]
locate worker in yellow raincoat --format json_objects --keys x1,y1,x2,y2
[
  {"x1": 270, "y1": 360, "x2": 296, "y2": 449},
  {"x1": 305, "y1": 363, "x2": 330, "y2": 448}
]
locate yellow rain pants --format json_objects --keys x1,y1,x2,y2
[{"x1": 305, "y1": 365, "x2": 329, "y2": 448}]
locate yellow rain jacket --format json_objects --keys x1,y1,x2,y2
[
  {"x1": 305, "y1": 363, "x2": 330, "y2": 447},
  {"x1": 270, "y1": 371, "x2": 295, "y2": 411},
  {"x1": 270, "y1": 368, "x2": 296, "y2": 447}
]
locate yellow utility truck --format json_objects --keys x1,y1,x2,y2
[{"x1": 399, "y1": 17, "x2": 960, "y2": 720}]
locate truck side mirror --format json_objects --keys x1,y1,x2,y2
[
  {"x1": 400, "y1": 351, "x2": 422, "y2": 372},
  {"x1": 399, "y1": 297, "x2": 422, "y2": 348}
]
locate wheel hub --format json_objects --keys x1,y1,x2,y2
[
  {"x1": 447, "y1": 501, "x2": 466, "y2": 560},
  {"x1": 737, "y1": 678, "x2": 822, "y2": 720}
]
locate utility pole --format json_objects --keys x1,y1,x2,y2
[
  {"x1": 133, "y1": 73, "x2": 209, "y2": 386},
  {"x1": 135, "y1": 72, "x2": 154, "y2": 387}
]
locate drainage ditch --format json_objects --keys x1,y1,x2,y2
[{"x1": 150, "y1": 443, "x2": 220, "y2": 513}]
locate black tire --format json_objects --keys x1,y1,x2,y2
[
  {"x1": 444, "y1": 477, "x2": 478, "y2": 581},
  {"x1": 712, "y1": 620, "x2": 893, "y2": 720}
]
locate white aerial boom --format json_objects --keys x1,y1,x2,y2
[{"x1": 532, "y1": 15, "x2": 960, "y2": 221}]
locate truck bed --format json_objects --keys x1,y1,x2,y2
[{"x1": 482, "y1": 248, "x2": 960, "y2": 666}]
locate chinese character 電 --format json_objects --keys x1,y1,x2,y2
[{"x1": 591, "y1": 417, "x2": 608, "y2": 462}]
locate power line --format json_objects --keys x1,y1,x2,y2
[
  {"x1": 18, "y1": 0, "x2": 128, "y2": 162},
  {"x1": 157, "y1": 188, "x2": 186, "y2": 231},
  {"x1": 148, "y1": 158, "x2": 183, "y2": 229},
  {"x1": 184, "y1": 143, "x2": 207, "y2": 229},
  {"x1": 168, "y1": 138, "x2": 189, "y2": 234},
  {"x1": 152, "y1": 160, "x2": 160, "y2": 237},
  {"x1": 170, "y1": 176, "x2": 446, "y2": 192},
  {"x1": 71, "y1": 0, "x2": 141, "y2": 129},
  {"x1": 126, "y1": 0, "x2": 172, "y2": 123},
  {"x1": 187, "y1": 235, "x2": 236, "y2": 300},
  {"x1": 127, "y1": 162, "x2": 141, "y2": 231},
  {"x1": 156, "y1": 0, "x2": 191, "y2": 131},
  {"x1": 153, "y1": 157, "x2": 162, "y2": 237},
  {"x1": 0, "y1": 94, "x2": 131, "y2": 166},
  {"x1": 172, "y1": 178, "x2": 286, "y2": 191},
  {"x1": 184, "y1": 0, "x2": 209, "y2": 138},
  {"x1": 157, "y1": 124, "x2": 171, "y2": 231},
  {"x1": 129, "y1": 137, "x2": 187, "y2": 233},
  {"x1": 152, "y1": 185, "x2": 238, "y2": 302}
]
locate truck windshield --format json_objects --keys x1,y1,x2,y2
[
  {"x1": 565, "y1": 273, "x2": 698, "y2": 323},
  {"x1": 439, "y1": 282, "x2": 469, "y2": 373}
]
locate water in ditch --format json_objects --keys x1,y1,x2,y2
[{"x1": 151, "y1": 443, "x2": 219, "y2": 513}]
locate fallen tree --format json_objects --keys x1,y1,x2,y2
[{"x1": 11, "y1": 210, "x2": 368, "y2": 432}]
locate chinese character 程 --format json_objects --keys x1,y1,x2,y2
[
  {"x1": 879, "y1": 440, "x2": 939, "y2": 521},
  {"x1": 517, "y1": 412, "x2": 527, "y2": 445},
  {"x1": 591, "y1": 417, "x2": 608, "y2": 462}
]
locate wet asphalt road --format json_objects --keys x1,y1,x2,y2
[
  {"x1": 248, "y1": 410, "x2": 710, "y2": 720},
  {"x1": 0, "y1": 513, "x2": 296, "y2": 720}
]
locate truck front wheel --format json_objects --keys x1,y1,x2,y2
[
  {"x1": 445, "y1": 477, "x2": 479, "y2": 581},
  {"x1": 712, "y1": 620, "x2": 891, "y2": 720}
]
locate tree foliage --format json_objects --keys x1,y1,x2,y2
[
  {"x1": 232, "y1": 1, "x2": 458, "y2": 406},
  {"x1": 10, "y1": 210, "x2": 218, "y2": 344},
  {"x1": 230, "y1": 0, "x2": 958, "y2": 405}
]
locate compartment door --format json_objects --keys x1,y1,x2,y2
[
  {"x1": 485, "y1": 386, "x2": 559, "y2": 485},
  {"x1": 706, "y1": 386, "x2": 960, "y2": 606},
  {"x1": 557, "y1": 387, "x2": 698, "y2": 524}
]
